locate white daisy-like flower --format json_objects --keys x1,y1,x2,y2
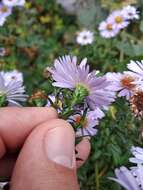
[
  {"x1": 0, "y1": 3, "x2": 12, "y2": 17},
  {"x1": 129, "y1": 146, "x2": 143, "y2": 164},
  {"x1": 107, "y1": 10, "x2": 129, "y2": 30},
  {"x1": 0, "y1": 72, "x2": 27, "y2": 106},
  {"x1": 1, "y1": 70, "x2": 23, "y2": 86},
  {"x1": 122, "y1": 5, "x2": 139, "y2": 20},
  {"x1": 76, "y1": 30, "x2": 94, "y2": 45},
  {"x1": 2, "y1": 0, "x2": 25, "y2": 7},
  {"x1": 106, "y1": 72, "x2": 138, "y2": 100},
  {"x1": 98, "y1": 20, "x2": 120, "y2": 38}
]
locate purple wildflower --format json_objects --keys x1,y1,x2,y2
[{"x1": 50, "y1": 55, "x2": 115, "y2": 110}]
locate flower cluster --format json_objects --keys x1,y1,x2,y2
[
  {"x1": 99, "y1": 5, "x2": 139, "y2": 38},
  {"x1": 0, "y1": 0, "x2": 25, "y2": 26},
  {"x1": 47, "y1": 55, "x2": 115, "y2": 137},
  {"x1": 110, "y1": 146, "x2": 143, "y2": 190}
]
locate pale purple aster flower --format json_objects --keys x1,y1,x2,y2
[
  {"x1": 1, "y1": 70, "x2": 23, "y2": 86},
  {"x1": 122, "y1": 5, "x2": 139, "y2": 20},
  {"x1": 50, "y1": 55, "x2": 115, "y2": 110},
  {"x1": 107, "y1": 10, "x2": 129, "y2": 30},
  {"x1": 2, "y1": 0, "x2": 25, "y2": 7},
  {"x1": 127, "y1": 60, "x2": 143, "y2": 90},
  {"x1": 109, "y1": 166, "x2": 141, "y2": 190},
  {"x1": 129, "y1": 146, "x2": 143, "y2": 164},
  {"x1": 76, "y1": 30, "x2": 94, "y2": 45},
  {"x1": 0, "y1": 73, "x2": 27, "y2": 106},
  {"x1": 70, "y1": 111, "x2": 98, "y2": 137},
  {"x1": 127, "y1": 60, "x2": 143, "y2": 78},
  {"x1": 106, "y1": 72, "x2": 138, "y2": 100},
  {"x1": 0, "y1": 3, "x2": 12, "y2": 17},
  {"x1": 88, "y1": 107, "x2": 105, "y2": 120},
  {"x1": 130, "y1": 165, "x2": 143, "y2": 189},
  {"x1": 99, "y1": 20, "x2": 120, "y2": 38}
]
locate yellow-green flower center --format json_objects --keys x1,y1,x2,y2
[{"x1": 115, "y1": 16, "x2": 123, "y2": 24}]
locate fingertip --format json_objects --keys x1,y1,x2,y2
[{"x1": 75, "y1": 138, "x2": 91, "y2": 168}]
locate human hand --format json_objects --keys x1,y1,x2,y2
[{"x1": 0, "y1": 107, "x2": 91, "y2": 190}]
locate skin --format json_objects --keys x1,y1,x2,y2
[{"x1": 0, "y1": 107, "x2": 91, "y2": 190}]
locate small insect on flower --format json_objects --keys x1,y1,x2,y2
[
  {"x1": 98, "y1": 20, "x2": 120, "y2": 38},
  {"x1": 2, "y1": 0, "x2": 25, "y2": 7},
  {"x1": 107, "y1": 10, "x2": 129, "y2": 30},
  {"x1": 122, "y1": 5, "x2": 139, "y2": 20},
  {"x1": 130, "y1": 90, "x2": 143, "y2": 119},
  {"x1": 0, "y1": 72, "x2": 27, "y2": 106},
  {"x1": 76, "y1": 30, "x2": 94, "y2": 45}
]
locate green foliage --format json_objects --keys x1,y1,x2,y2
[{"x1": 1, "y1": 0, "x2": 143, "y2": 189}]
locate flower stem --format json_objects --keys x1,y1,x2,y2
[{"x1": 95, "y1": 163, "x2": 100, "y2": 190}]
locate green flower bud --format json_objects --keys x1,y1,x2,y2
[{"x1": 72, "y1": 84, "x2": 89, "y2": 106}]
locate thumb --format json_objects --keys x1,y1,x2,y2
[{"x1": 10, "y1": 119, "x2": 79, "y2": 190}]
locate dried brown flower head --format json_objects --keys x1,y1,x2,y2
[{"x1": 130, "y1": 90, "x2": 143, "y2": 119}]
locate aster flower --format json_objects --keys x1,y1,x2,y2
[
  {"x1": 0, "y1": 73, "x2": 27, "y2": 106},
  {"x1": 70, "y1": 111, "x2": 98, "y2": 137},
  {"x1": 99, "y1": 20, "x2": 120, "y2": 38},
  {"x1": 109, "y1": 166, "x2": 141, "y2": 190},
  {"x1": 127, "y1": 60, "x2": 143, "y2": 78},
  {"x1": 122, "y1": 5, "x2": 139, "y2": 20},
  {"x1": 107, "y1": 10, "x2": 129, "y2": 30},
  {"x1": 129, "y1": 146, "x2": 143, "y2": 164},
  {"x1": 1, "y1": 70, "x2": 23, "y2": 86},
  {"x1": 2, "y1": 0, "x2": 25, "y2": 7},
  {"x1": 76, "y1": 30, "x2": 94, "y2": 45},
  {"x1": 127, "y1": 60, "x2": 143, "y2": 90},
  {"x1": 0, "y1": 3, "x2": 12, "y2": 17},
  {"x1": 130, "y1": 165, "x2": 143, "y2": 189},
  {"x1": 50, "y1": 55, "x2": 115, "y2": 110},
  {"x1": 106, "y1": 72, "x2": 138, "y2": 100}
]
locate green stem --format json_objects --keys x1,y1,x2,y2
[{"x1": 95, "y1": 163, "x2": 100, "y2": 190}]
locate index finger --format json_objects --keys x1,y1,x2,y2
[{"x1": 0, "y1": 107, "x2": 57, "y2": 157}]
